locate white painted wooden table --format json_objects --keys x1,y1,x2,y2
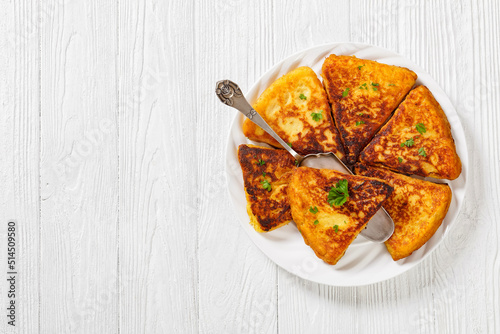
[{"x1": 0, "y1": 0, "x2": 498, "y2": 333}]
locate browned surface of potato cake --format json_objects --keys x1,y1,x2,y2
[
  {"x1": 359, "y1": 85, "x2": 462, "y2": 180},
  {"x1": 242, "y1": 66, "x2": 346, "y2": 162},
  {"x1": 288, "y1": 167, "x2": 393, "y2": 265},
  {"x1": 355, "y1": 163, "x2": 452, "y2": 261},
  {"x1": 321, "y1": 54, "x2": 417, "y2": 165},
  {"x1": 238, "y1": 144, "x2": 297, "y2": 232}
]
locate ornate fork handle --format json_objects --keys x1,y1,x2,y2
[{"x1": 216, "y1": 80, "x2": 303, "y2": 162}]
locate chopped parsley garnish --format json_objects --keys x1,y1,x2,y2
[
  {"x1": 416, "y1": 123, "x2": 427, "y2": 134},
  {"x1": 260, "y1": 179, "x2": 272, "y2": 191},
  {"x1": 327, "y1": 179, "x2": 349, "y2": 207},
  {"x1": 359, "y1": 83, "x2": 368, "y2": 90},
  {"x1": 400, "y1": 137, "x2": 415, "y2": 147},
  {"x1": 342, "y1": 88, "x2": 350, "y2": 97},
  {"x1": 262, "y1": 172, "x2": 266, "y2": 177},
  {"x1": 418, "y1": 147, "x2": 427, "y2": 157},
  {"x1": 356, "y1": 121, "x2": 365, "y2": 126},
  {"x1": 371, "y1": 83, "x2": 379, "y2": 86},
  {"x1": 287, "y1": 143, "x2": 292, "y2": 147},
  {"x1": 358, "y1": 64, "x2": 365, "y2": 70},
  {"x1": 295, "y1": 160, "x2": 299, "y2": 166},
  {"x1": 314, "y1": 220, "x2": 319, "y2": 225},
  {"x1": 388, "y1": 83, "x2": 395, "y2": 86},
  {"x1": 398, "y1": 157, "x2": 403, "y2": 163},
  {"x1": 311, "y1": 110, "x2": 323, "y2": 121},
  {"x1": 358, "y1": 113, "x2": 364, "y2": 116},
  {"x1": 299, "y1": 93, "x2": 307, "y2": 100},
  {"x1": 333, "y1": 225, "x2": 339, "y2": 233},
  {"x1": 257, "y1": 159, "x2": 265, "y2": 166},
  {"x1": 309, "y1": 206, "x2": 319, "y2": 214}
]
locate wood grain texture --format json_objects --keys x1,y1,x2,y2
[
  {"x1": 0, "y1": 0, "x2": 498, "y2": 332},
  {"x1": 39, "y1": 0, "x2": 119, "y2": 332},
  {"x1": 0, "y1": 0, "x2": 40, "y2": 333},
  {"x1": 196, "y1": 2, "x2": 280, "y2": 333},
  {"x1": 117, "y1": 0, "x2": 199, "y2": 332}
]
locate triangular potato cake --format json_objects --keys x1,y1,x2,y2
[
  {"x1": 288, "y1": 167, "x2": 393, "y2": 265},
  {"x1": 355, "y1": 164, "x2": 452, "y2": 261},
  {"x1": 359, "y1": 85, "x2": 462, "y2": 180},
  {"x1": 242, "y1": 66, "x2": 346, "y2": 162},
  {"x1": 321, "y1": 54, "x2": 417, "y2": 165},
  {"x1": 238, "y1": 144, "x2": 296, "y2": 232}
]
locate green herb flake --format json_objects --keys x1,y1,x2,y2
[
  {"x1": 356, "y1": 121, "x2": 365, "y2": 126},
  {"x1": 358, "y1": 113, "x2": 364, "y2": 116},
  {"x1": 299, "y1": 93, "x2": 307, "y2": 100},
  {"x1": 327, "y1": 179, "x2": 349, "y2": 207},
  {"x1": 398, "y1": 157, "x2": 403, "y2": 163},
  {"x1": 342, "y1": 88, "x2": 350, "y2": 97},
  {"x1": 287, "y1": 143, "x2": 292, "y2": 148},
  {"x1": 260, "y1": 179, "x2": 272, "y2": 191},
  {"x1": 358, "y1": 64, "x2": 365, "y2": 70},
  {"x1": 314, "y1": 220, "x2": 319, "y2": 225},
  {"x1": 257, "y1": 159, "x2": 266, "y2": 166},
  {"x1": 295, "y1": 160, "x2": 299, "y2": 166},
  {"x1": 416, "y1": 123, "x2": 427, "y2": 134},
  {"x1": 311, "y1": 110, "x2": 323, "y2": 122},
  {"x1": 388, "y1": 83, "x2": 395, "y2": 86},
  {"x1": 262, "y1": 171, "x2": 266, "y2": 177},
  {"x1": 309, "y1": 206, "x2": 319, "y2": 214},
  {"x1": 400, "y1": 137, "x2": 415, "y2": 148},
  {"x1": 333, "y1": 225, "x2": 339, "y2": 233},
  {"x1": 418, "y1": 147, "x2": 427, "y2": 157}
]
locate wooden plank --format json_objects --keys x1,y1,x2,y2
[
  {"x1": 39, "y1": 0, "x2": 119, "y2": 332},
  {"x1": 273, "y1": 1, "x2": 361, "y2": 333},
  {"x1": 117, "y1": 0, "x2": 198, "y2": 332},
  {"x1": 0, "y1": 0, "x2": 40, "y2": 332},
  {"x1": 458, "y1": 1, "x2": 500, "y2": 333},
  {"x1": 196, "y1": 1, "x2": 281, "y2": 332}
]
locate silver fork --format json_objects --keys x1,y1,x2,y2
[{"x1": 216, "y1": 79, "x2": 394, "y2": 242}]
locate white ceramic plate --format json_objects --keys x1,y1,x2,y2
[{"x1": 225, "y1": 43, "x2": 468, "y2": 286}]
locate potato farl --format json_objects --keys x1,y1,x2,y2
[
  {"x1": 243, "y1": 66, "x2": 346, "y2": 162},
  {"x1": 238, "y1": 144, "x2": 296, "y2": 232},
  {"x1": 355, "y1": 164, "x2": 452, "y2": 261},
  {"x1": 359, "y1": 85, "x2": 462, "y2": 180},
  {"x1": 322, "y1": 54, "x2": 417, "y2": 165},
  {"x1": 288, "y1": 167, "x2": 393, "y2": 265}
]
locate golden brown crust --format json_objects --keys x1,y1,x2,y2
[
  {"x1": 359, "y1": 85, "x2": 462, "y2": 180},
  {"x1": 242, "y1": 66, "x2": 346, "y2": 162},
  {"x1": 288, "y1": 167, "x2": 393, "y2": 265},
  {"x1": 354, "y1": 163, "x2": 452, "y2": 261},
  {"x1": 238, "y1": 144, "x2": 297, "y2": 232},
  {"x1": 321, "y1": 54, "x2": 417, "y2": 165}
]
